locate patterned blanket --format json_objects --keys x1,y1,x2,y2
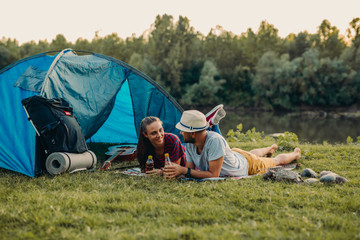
[{"x1": 116, "y1": 163, "x2": 300, "y2": 181}]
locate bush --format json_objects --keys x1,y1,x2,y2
[
  {"x1": 277, "y1": 131, "x2": 299, "y2": 151},
  {"x1": 226, "y1": 123, "x2": 274, "y2": 143}
]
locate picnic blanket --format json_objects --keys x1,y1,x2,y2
[
  {"x1": 115, "y1": 163, "x2": 300, "y2": 181},
  {"x1": 116, "y1": 168, "x2": 145, "y2": 176}
]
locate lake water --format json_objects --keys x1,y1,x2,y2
[{"x1": 218, "y1": 110, "x2": 360, "y2": 144}]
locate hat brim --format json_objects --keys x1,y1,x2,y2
[{"x1": 176, "y1": 122, "x2": 209, "y2": 133}]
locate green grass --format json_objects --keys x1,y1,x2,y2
[{"x1": 1, "y1": 141, "x2": 360, "y2": 240}]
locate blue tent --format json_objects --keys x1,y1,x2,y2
[{"x1": 0, "y1": 49, "x2": 183, "y2": 177}]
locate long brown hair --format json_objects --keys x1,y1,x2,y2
[{"x1": 137, "y1": 116, "x2": 162, "y2": 170}]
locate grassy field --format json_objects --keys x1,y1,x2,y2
[{"x1": 1, "y1": 137, "x2": 360, "y2": 239}]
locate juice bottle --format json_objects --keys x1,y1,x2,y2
[
  {"x1": 163, "y1": 153, "x2": 172, "y2": 178},
  {"x1": 146, "y1": 155, "x2": 154, "y2": 171},
  {"x1": 164, "y1": 153, "x2": 172, "y2": 166}
]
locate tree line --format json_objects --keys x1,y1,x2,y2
[{"x1": 1, "y1": 14, "x2": 360, "y2": 110}]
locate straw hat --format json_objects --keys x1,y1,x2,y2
[{"x1": 176, "y1": 110, "x2": 209, "y2": 132}]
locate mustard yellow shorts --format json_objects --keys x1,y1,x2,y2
[{"x1": 232, "y1": 148, "x2": 276, "y2": 175}]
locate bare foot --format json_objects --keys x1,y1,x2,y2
[
  {"x1": 294, "y1": 148, "x2": 301, "y2": 159},
  {"x1": 266, "y1": 144, "x2": 278, "y2": 157}
]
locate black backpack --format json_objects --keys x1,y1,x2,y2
[{"x1": 22, "y1": 95, "x2": 88, "y2": 156}]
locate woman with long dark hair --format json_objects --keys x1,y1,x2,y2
[{"x1": 137, "y1": 116, "x2": 186, "y2": 175}]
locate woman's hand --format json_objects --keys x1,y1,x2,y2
[{"x1": 146, "y1": 168, "x2": 163, "y2": 175}]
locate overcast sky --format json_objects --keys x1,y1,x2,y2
[{"x1": 1, "y1": 0, "x2": 359, "y2": 44}]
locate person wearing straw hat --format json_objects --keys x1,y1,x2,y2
[{"x1": 163, "y1": 110, "x2": 301, "y2": 179}]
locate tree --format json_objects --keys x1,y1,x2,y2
[
  {"x1": 91, "y1": 33, "x2": 126, "y2": 60},
  {"x1": 298, "y1": 49, "x2": 321, "y2": 105},
  {"x1": 148, "y1": 14, "x2": 202, "y2": 98},
  {"x1": 174, "y1": 16, "x2": 203, "y2": 89},
  {"x1": 256, "y1": 20, "x2": 285, "y2": 55},
  {"x1": 20, "y1": 40, "x2": 50, "y2": 58},
  {"x1": 250, "y1": 49, "x2": 355, "y2": 109},
  {"x1": 236, "y1": 21, "x2": 284, "y2": 72},
  {"x1": 0, "y1": 38, "x2": 20, "y2": 69},
  {"x1": 317, "y1": 58, "x2": 357, "y2": 106},
  {"x1": 50, "y1": 34, "x2": 72, "y2": 51},
  {"x1": 226, "y1": 64, "x2": 254, "y2": 107},
  {"x1": 74, "y1": 38, "x2": 92, "y2": 51},
  {"x1": 285, "y1": 32, "x2": 314, "y2": 60},
  {"x1": 122, "y1": 35, "x2": 146, "y2": 63},
  {"x1": 253, "y1": 51, "x2": 297, "y2": 109},
  {"x1": 147, "y1": 14, "x2": 181, "y2": 96},
  {"x1": 0, "y1": 45, "x2": 15, "y2": 69},
  {"x1": 341, "y1": 18, "x2": 360, "y2": 72},
  {"x1": 180, "y1": 60, "x2": 224, "y2": 107},
  {"x1": 238, "y1": 28, "x2": 259, "y2": 70},
  {"x1": 315, "y1": 20, "x2": 346, "y2": 59},
  {"x1": 203, "y1": 26, "x2": 243, "y2": 71},
  {"x1": 128, "y1": 52, "x2": 165, "y2": 90},
  {"x1": 346, "y1": 17, "x2": 360, "y2": 48},
  {"x1": 295, "y1": 49, "x2": 357, "y2": 107}
]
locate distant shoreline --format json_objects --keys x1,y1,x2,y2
[{"x1": 194, "y1": 104, "x2": 360, "y2": 118}]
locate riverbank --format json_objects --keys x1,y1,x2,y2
[{"x1": 214, "y1": 108, "x2": 360, "y2": 144}]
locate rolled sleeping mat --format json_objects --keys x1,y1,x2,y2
[{"x1": 46, "y1": 150, "x2": 97, "y2": 175}]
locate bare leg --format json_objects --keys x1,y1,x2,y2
[
  {"x1": 273, "y1": 148, "x2": 301, "y2": 166},
  {"x1": 250, "y1": 144, "x2": 278, "y2": 157}
]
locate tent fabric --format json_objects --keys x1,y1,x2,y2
[
  {"x1": 14, "y1": 65, "x2": 48, "y2": 92},
  {"x1": 0, "y1": 49, "x2": 183, "y2": 177},
  {"x1": 0, "y1": 53, "x2": 56, "y2": 177},
  {"x1": 41, "y1": 51, "x2": 126, "y2": 139},
  {"x1": 89, "y1": 80, "x2": 138, "y2": 143}
]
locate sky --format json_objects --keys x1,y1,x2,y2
[{"x1": 1, "y1": 0, "x2": 359, "y2": 44}]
